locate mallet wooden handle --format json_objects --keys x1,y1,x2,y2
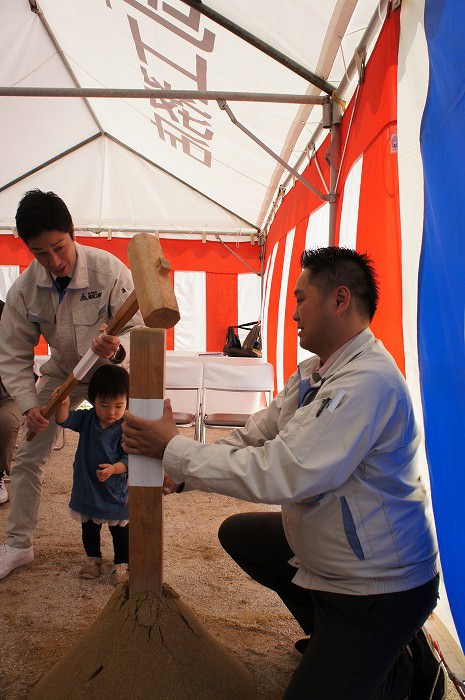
[
  {"x1": 35, "y1": 374, "x2": 81, "y2": 425},
  {"x1": 104, "y1": 289, "x2": 139, "y2": 337},
  {"x1": 26, "y1": 290, "x2": 139, "y2": 441}
]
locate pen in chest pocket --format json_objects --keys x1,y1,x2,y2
[{"x1": 316, "y1": 389, "x2": 345, "y2": 417}]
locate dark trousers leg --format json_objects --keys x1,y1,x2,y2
[
  {"x1": 81, "y1": 520, "x2": 102, "y2": 558},
  {"x1": 218, "y1": 512, "x2": 314, "y2": 634},
  {"x1": 284, "y1": 578, "x2": 439, "y2": 700},
  {"x1": 218, "y1": 512, "x2": 439, "y2": 700},
  {"x1": 109, "y1": 524, "x2": 129, "y2": 565}
]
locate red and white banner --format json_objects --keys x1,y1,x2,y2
[{"x1": 0, "y1": 236, "x2": 261, "y2": 355}]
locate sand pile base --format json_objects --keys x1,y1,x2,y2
[{"x1": 29, "y1": 583, "x2": 256, "y2": 699}]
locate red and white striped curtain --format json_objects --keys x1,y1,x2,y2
[
  {"x1": 263, "y1": 10, "x2": 403, "y2": 393},
  {"x1": 0, "y1": 236, "x2": 261, "y2": 355}
]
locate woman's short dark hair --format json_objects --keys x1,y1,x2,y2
[
  {"x1": 15, "y1": 190, "x2": 74, "y2": 242},
  {"x1": 88, "y1": 365, "x2": 129, "y2": 406},
  {"x1": 300, "y1": 247, "x2": 379, "y2": 321}
]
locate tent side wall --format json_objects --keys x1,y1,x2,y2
[
  {"x1": 417, "y1": 0, "x2": 465, "y2": 648},
  {"x1": 264, "y1": 10, "x2": 402, "y2": 388}
]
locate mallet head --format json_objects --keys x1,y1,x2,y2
[{"x1": 127, "y1": 233, "x2": 180, "y2": 329}]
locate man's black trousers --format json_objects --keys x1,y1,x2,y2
[{"x1": 218, "y1": 512, "x2": 438, "y2": 700}]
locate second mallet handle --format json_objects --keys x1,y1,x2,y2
[{"x1": 26, "y1": 290, "x2": 139, "y2": 440}]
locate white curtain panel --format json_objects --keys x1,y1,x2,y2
[
  {"x1": 339, "y1": 155, "x2": 363, "y2": 250},
  {"x1": 261, "y1": 241, "x2": 279, "y2": 363},
  {"x1": 173, "y1": 271, "x2": 206, "y2": 351},
  {"x1": 297, "y1": 204, "x2": 330, "y2": 365},
  {"x1": 237, "y1": 272, "x2": 261, "y2": 343},
  {"x1": 0, "y1": 265, "x2": 20, "y2": 301},
  {"x1": 304, "y1": 202, "x2": 330, "y2": 250}
]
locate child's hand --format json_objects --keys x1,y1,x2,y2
[
  {"x1": 51, "y1": 384, "x2": 64, "y2": 399},
  {"x1": 51, "y1": 385, "x2": 70, "y2": 406},
  {"x1": 96, "y1": 463, "x2": 115, "y2": 482},
  {"x1": 51, "y1": 385, "x2": 70, "y2": 426}
]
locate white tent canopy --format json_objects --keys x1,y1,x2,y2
[{"x1": 0, "y1": 0, "x2": 384, "y2": 238}]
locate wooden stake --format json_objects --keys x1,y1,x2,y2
[{"x1": 128, "y1": 328, "x2": 165, "y2": 597}]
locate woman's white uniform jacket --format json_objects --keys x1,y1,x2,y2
[
  {"x1": 0, "y1": 243, "x2": 143, "y2": 414},
  {"x1": 164, "y1": 328, "x2": 438, "y2": 595}
]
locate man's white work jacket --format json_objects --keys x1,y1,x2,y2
[
  {"x1": 0, "y1": 243, "x2": 143, "y2": 414},
  {"x1": 164, "y1": 329, "x2": 438, "y2": 596}
]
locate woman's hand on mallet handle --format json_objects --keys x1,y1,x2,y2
[
  {"x1": 51, "y1": 385, "x2": 70, "y2": 405},
  {"x1": 51, "y1": 385, "x2": 70, "y2": 423}
]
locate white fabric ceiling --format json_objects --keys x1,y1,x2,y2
[{"x1": 0, "y1": 0, "x2": 384, "y2": 238}]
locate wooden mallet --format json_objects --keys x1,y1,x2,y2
[{"x1": 26, "y1": 233, "x2": 179, "y2": 440}]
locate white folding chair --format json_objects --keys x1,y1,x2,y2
[
  {"x1": 200, "y1": 358, "x2": 274, "y2": 443},
  {"x1": 165, "y1": 355, "x2": 204, "y2": 441}
]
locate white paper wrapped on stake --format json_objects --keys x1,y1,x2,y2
[
  {"x1": 73, "y1": 330, "x2": 111, "y2": 381},
  {"x1": 73, "y1": 347, "x2": 100, "y2": 380},
  {"x1": 128, "y1": 398, "x2": 164, "y2": 487}
]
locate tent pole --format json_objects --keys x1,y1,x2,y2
[
  {"x1": 218, "y1": 101, "x2": 330, "y2": 202},
  {"x1": 214, "y1": 236, "x2": 260, "y2": 274},
  {"x1": 0, "y1": 134, "x2": 101, "y2": 193},
  {"x1": 336, "y1": 0, "x2": 389, "y2": 97},
  {"x1": 328, "y1": 99, "x2": 343, "y2": 246},
  {"x1": 0, "y1": 87, "x2": 326, "y2": 104},
  {"x1": 28, "y1": 1, "x2": 104, "y2": 134},
  {"x1": 328, "y1": 123, "x2": 341, "y2": 246},
  {"x1": 178, "y1": 0, "x2": 335, "y2": 96},
  {"x1": 0, "y1": 226, "x2": 257, "y2": 237}
]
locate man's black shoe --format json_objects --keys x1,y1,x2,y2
[
  {"x1": 407, "y1": 628, "x2": 447, "y2": 700},
  {"x1": 293, "y1": 637, "x2": 311, "y2": 655}
]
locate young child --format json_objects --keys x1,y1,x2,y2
[{"x1": 54, "y1": 364, "x2": 130, "y2": 586}]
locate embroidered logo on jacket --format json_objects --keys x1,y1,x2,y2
[{"x1": 80, "y1": 291, "x2": 102, "y2": 301}]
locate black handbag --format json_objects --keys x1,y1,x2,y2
[{"x1": 223, "y1": 321, "x2": 262, "y2": 358}]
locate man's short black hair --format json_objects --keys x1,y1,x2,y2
[
  {"x1": 88, "y1": 365, "x2": 129, "y2": 406},
  {"x1": 300, "y1": 247, "x2": 379, "y2": 321},
  {"x1": 15, "y1": 190, "x2": 74, "y2": 242}
]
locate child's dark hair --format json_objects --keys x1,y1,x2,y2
[
  {"x1": 15, "y1": 189, "x2": 74, "y2": 242},
  {"x1": 88, "y1": 365, "x2": 129, "y2": 406},
  {"x1": 300, "y1": 246, "x2": 379, "y2": 321}
]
